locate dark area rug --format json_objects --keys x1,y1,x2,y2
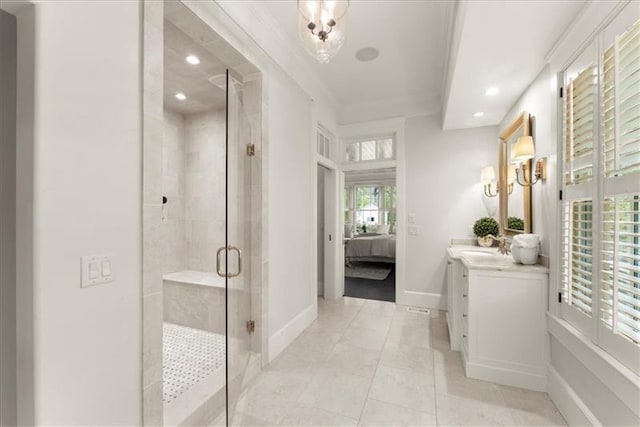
[{"x1": 344, "y1": 263, "x2": 395, "y2": 302}]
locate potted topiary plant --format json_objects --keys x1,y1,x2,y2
[
  {"x1": 473, "y1": 217, "x2": 499, "y2": 247},
  {"x1": 508, "y1": 216, "x2": 524, "y2": 231}
]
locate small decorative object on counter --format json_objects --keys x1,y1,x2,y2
[
  {"x1": 473, "y1": 217, "x2": 499, "y2": 247},
  {"x1": 511, "y1": 234, "x2": 540, "y2": 265}
]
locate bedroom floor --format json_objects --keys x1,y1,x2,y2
[
  {"x1": 226, "y1": 297, "x2": 567, "y2": 426},
  {"x1": 344, "y1": 263, "x2": 395, "y2": 302}
]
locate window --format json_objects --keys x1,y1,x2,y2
[
  {"x1": 560, "y1": 15, "x2": 640, "y2": 374},
  {"x1": 344, "y1": 184, "x2": 396, "y2": 229},
  {"x1": 345, "y1": 137, "x2": 394, "y2": 162},
  {"x1": 317, "y1": 127, "x2": 332, "y2": 159}
]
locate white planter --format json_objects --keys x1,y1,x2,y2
[{"x1": 477, "y1": 236, "x2": 493, "y2": 247}]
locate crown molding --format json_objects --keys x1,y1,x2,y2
[
  {"x1": 544, "y1": 0, "x2": 629, "y2": 70},
  {"x1": 0, "y1": 0, "x2": 34, "y2": 15}
]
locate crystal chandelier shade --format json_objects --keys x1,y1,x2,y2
[{"x1": 297, "y1": 0, "x2": 349, "y2": 63}]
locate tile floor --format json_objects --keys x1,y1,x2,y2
[{"x1": 229, "y1": 297, "x2": 566, "y2": 426}]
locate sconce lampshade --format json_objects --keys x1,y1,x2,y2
[
  {"x1": 513, "y1": 136, "x2": 535, "y2": 162},
  {"x1": 481, "y1": 166, "x2": 496, "y2": 184}
]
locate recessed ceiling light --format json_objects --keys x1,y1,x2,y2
[
  {"x1": 175, "y1": 92, "x2": 187, "y2": 101},
  {"x1": 473, "y1": 112, "x2": 485, "y2": 117},
  {"x1": 186, "y1": 55, "x2": 200, "y2": 65},
  {"x1": 485, "y1": 87, "x2": 499, "y2": 96},
  {"x1": 355, "y1": 47, "x2": 380, "y2": 62}
]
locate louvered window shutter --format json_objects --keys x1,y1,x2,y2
[
  {"x1": 561, "y1": 17, "x2": 640, "y2": 364},
  {"x1": 561, "y1": 53, "x2": 598, "y2": 331},
  {"x1": 597, "y1": 18, "x2": 640, "y2": 373}
]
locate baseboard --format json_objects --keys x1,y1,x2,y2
[
  {"x1": 464, "y1": 359, "x2": 547, "y2": 392},
  {"x1": 398, "y1": 291, "x2": 446, "y2": 310},
  {"x1": 268, "y1": 304, "x2": 316, "y2": 362},
  {"x1": 548, "y1": 365, "x2": 599, "y2": 426}
]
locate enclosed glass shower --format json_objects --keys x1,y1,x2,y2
[{"x1": 143, "y1": 2, "x2": 264, "y2": 425}]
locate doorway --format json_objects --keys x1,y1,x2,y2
[
  {"x1": 142, "y1": 2, "x2": 265, "y2": 425},
  {"x1": 343, "y1": 168, "x2": 397, "y2": 303}
]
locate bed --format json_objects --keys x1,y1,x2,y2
[{"x1": 345, "y1": 233, "x2": 396, "y2": 265}]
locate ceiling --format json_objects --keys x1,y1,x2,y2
[
  {"x1": 262, "y1": 1, "x2": 452, "y2": 124},
  {"x1": 163, "y1": 2, "x2": 259, "y2": 115},
  {"x1": 428, "y1": 0, "x2": 585, "y2": 130},
  {"x1": 259, "y1": 0, "x2": 586, "y2": 128}
]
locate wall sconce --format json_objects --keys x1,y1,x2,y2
[
  {"x1": 481, "y1": 166, "x2": 514, "y2": 197},
  {"x1": 481, "y1": 166, "x2": 499, "y2": 197},
  {"x1": 512, "y1": 136, "x2": 546, "y2": 186}
]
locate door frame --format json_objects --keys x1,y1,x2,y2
[
  {"x1": 314, "y1": 155, "x2": 343, "y2": 300},
  {"x1": 338, "y1": 118, "x2": 407, "y2": 305}
]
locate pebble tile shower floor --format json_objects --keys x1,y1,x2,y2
[{"x1": 163, "y1": 323, "x2": 226, "y2": 404}]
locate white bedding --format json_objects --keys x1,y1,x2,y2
[{"x1": 346, "y1": 234, "x2": 396, "y2": 259}]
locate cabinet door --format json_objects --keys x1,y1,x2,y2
[{"x1": 470, "y1": 272, "x2": 547, "y2": 372}]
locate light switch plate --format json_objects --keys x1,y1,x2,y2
[
  {"x1": 408, "y1": 214, "x2": 416, "y2": 224},
  {"x1": 408, "y1": 225, "x2": 420, "y2": 236},
  {"x1": 81, "y1": 254, "x2": 115, "y2": 288}
]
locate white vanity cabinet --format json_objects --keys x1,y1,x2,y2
[{"x1": 447, "y1": 247, "x2": 549, "y2": 392}]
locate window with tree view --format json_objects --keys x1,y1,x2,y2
[{"x1": 345, "y1": 184, "x2": 396, "y2": 230}]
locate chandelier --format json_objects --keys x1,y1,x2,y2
[{"x1": 298, "y1": 0, "x2": 350, "y2": 63}]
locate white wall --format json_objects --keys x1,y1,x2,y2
[
  {"x1": 267, "y1": 70, "x2": 315, "y2": 340},
  {"x1": 0, "y1": 8, "x2": 17, "y2": 426},
  {"x1": 500, "y1": 65, "x2": 556, "y2": 257},
  {"x1": 404, "y1": 114, "x2": 498, "y2": 307},
  {"x1": 15, "y1": 2, "x2": 142, "y2": 424}
]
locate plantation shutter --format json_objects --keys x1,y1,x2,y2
[
  {"x1": 561, "y1": 200, "x2": 594, "y2": 316},
  {"x1": 598, "y1": 18, "x2": 640, "y2": 372},
  {"x1": 561, "y1": 48, "x2": 598, "y2": 330},
  {"x1": 564, "y1": 66, "x2": 597, "y2": 186}
]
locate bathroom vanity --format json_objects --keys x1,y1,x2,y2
[{"x1": 446, "y1": 245, "x2": 549, "y2": 391}]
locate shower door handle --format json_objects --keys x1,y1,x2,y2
[
  {"x1": 216, "y1": 246, "x2": 227, "y2": 277},
  {"x1": 228, "y1": 246, "x2": 242, "y2": 278}
]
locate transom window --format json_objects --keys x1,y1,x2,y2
[
  {"x1": 317, "y1": 127, "x2": 333, "y2": 159},
  {"x1": 345, "y1": 137, "x2": 394, "y2": 162}
]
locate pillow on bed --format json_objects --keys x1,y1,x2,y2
[{"x1": 377, "y1": 224, "x2": 390, "y2": 235}]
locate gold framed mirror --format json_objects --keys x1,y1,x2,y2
[{"x1": 499, "y1": 111, "x2": 532, "y2": 235}]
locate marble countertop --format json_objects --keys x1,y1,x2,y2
[{"x1": 447, "y1": 245, "x2": 549, "y2": 274}]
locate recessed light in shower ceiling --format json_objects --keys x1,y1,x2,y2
[
  {"x1": 473, "y1": 111, "x2": 484, "y2": 117},
  {"x1": 485, "y1": 87, "x2": 499, "y2": 96},
  {"x1": 186, "y1": 55, "x2": 200, "y2": 65},
  {"x1": 175, "y1": 92, "x2": 187, "y2": 101},
  {"x1": 355, "y1": 47, "x2": 380, "y2": 62}
]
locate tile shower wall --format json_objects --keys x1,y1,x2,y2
[
  {"x1": 185, "y1": 109, "x2": 226, "y2": 273},
  {"x1": 163, "y1": 109, "x2": 186, "y2": 273}
]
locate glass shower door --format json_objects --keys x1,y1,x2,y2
[{"x1": 224, "y1": 69, "x2": 254, "y2": 425}]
